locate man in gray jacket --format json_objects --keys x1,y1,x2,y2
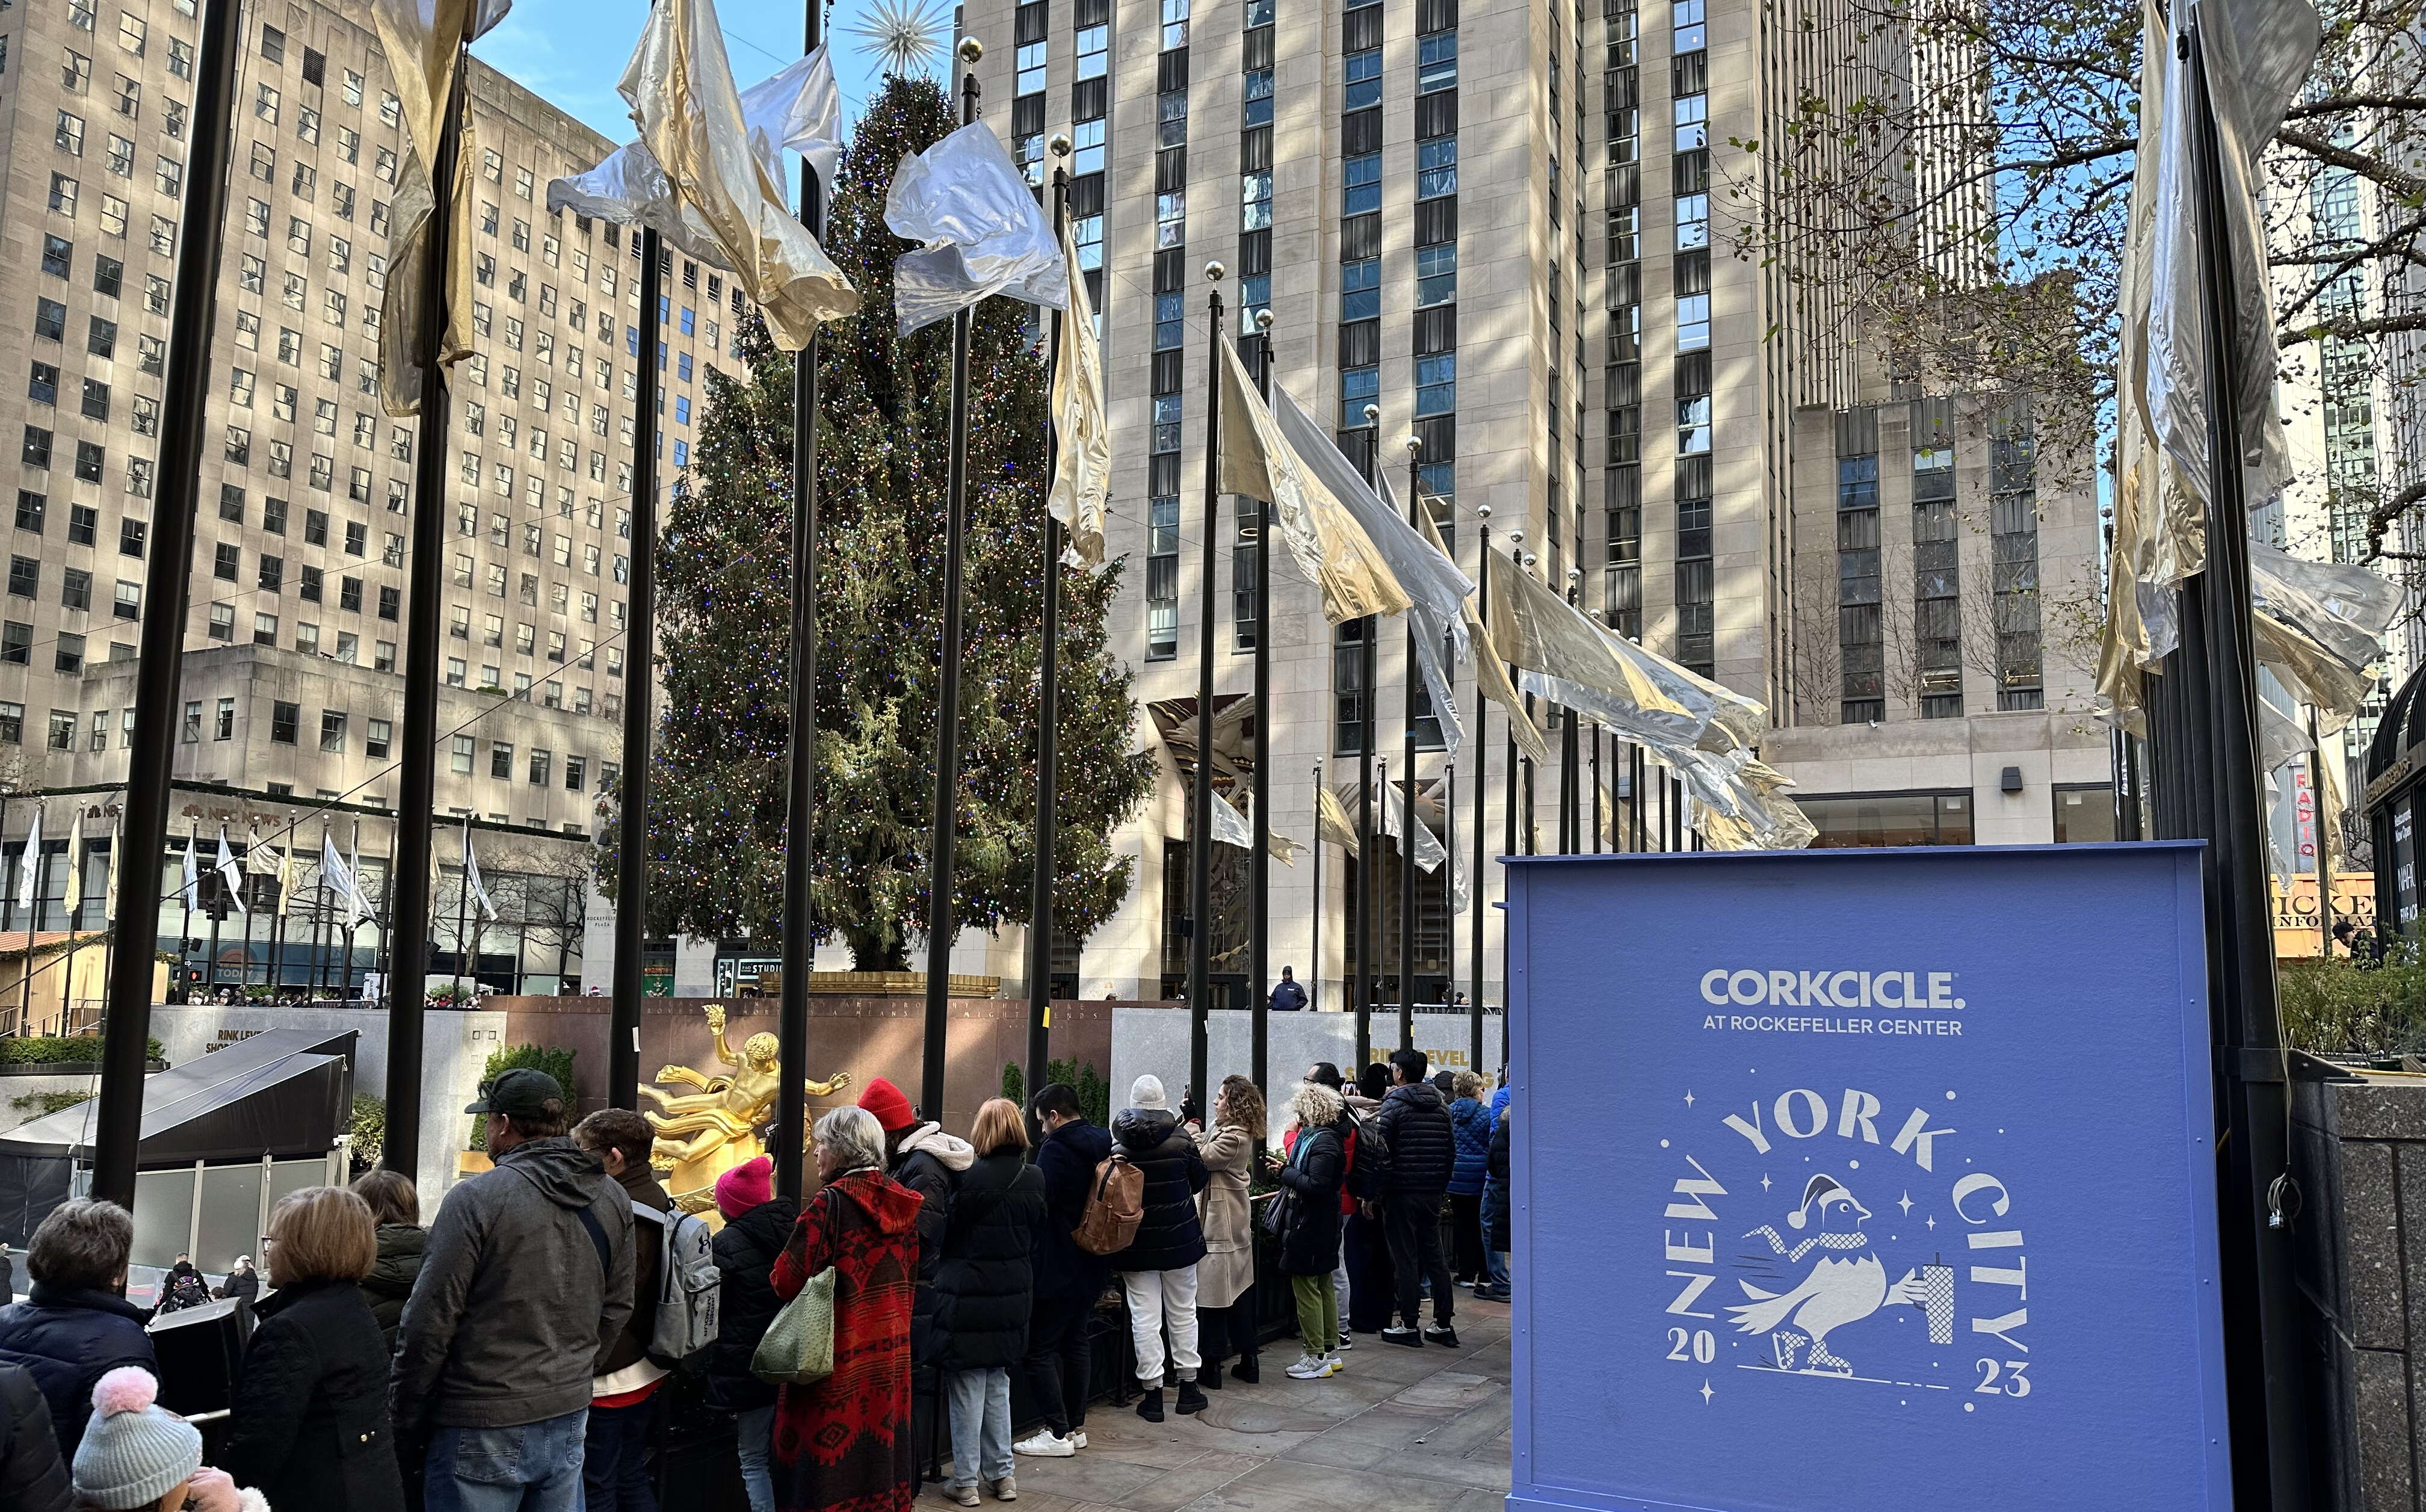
[{"x1": 391, "y1": 1067, "x2": 635, "y2": 1512}]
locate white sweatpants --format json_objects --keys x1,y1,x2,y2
[{"x1": 1122, "y1": 1265, "x2": 1201, "y2": 1384}]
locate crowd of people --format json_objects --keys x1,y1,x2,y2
[{"x1": 0, "y1": 1048, "x2": 1513, "y2": 1512}]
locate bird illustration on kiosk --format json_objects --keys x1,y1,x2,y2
[{"x1": 1728, "y1": 1174, "x2": 1930, "y2": 1375}]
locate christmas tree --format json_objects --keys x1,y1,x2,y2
[{"x1": 602, "y1": 72, "x2": 1155, "y2": 970}]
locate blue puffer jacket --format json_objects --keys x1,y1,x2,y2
[
  {"x1": 1448, "y1": 1097, "x2": 1492, "y2": 1196},
  {"x1": 0, "y1": 1284, "x2": 156, "y2": 1456}
]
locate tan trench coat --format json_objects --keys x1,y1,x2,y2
[{"x1": 1193, "y1": 1122, "x2": 1255, "y2": 1307}]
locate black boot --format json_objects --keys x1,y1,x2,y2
[
  {"x1": 1231, "y1": 1351, "x2": 1260, "y2": 1384},
  {"x1": 1176, "y1": 1380, "x2": 1209, "y2": 1415},
  {"x1": 1135, "y1": 1386, "x2": 1165, "y2": 1422},
  {"x1": 1199, "y1": 1361, "x2": 1224, "y2": 1390}
]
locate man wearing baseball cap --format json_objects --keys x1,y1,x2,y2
[{"x1": 390, "y1": 1067, "x2": 636, "y2": 1512}]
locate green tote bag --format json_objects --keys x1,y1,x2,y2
[{"x1": 751, "y1": 1190, "x2": 841, "y2": 1385}]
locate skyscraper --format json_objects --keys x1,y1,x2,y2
[
  {"x1": 959, "y1": 0, "x2": 2110, "y2": 1007},
  {"x1": 0, "y1": 0, "x2": 721, "y2": 1000}
]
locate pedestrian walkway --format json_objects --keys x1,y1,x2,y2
[{"x1": 975, "y1": 1295, "x2": 1513, "y2": 1512}]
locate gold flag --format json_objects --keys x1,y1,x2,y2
[
  {"x1": 1215, "y1": 341, "x2": 1409, "y2": 625},
  {"x1": 1315, "y1": 787, "x2": 1362, "y2": 859},
  {"x1": 367, "y1": 0, "x2": 489, "y2": 416},
  {"x1": 60, "y1": 812, "x2": 81, "y2": 915},
  {"x1": 622, "y1": 0, "x2": 858, "y2": 349},
  {"x1": 1048, "y1": 226, "x2": 1111, "y2": 569}
]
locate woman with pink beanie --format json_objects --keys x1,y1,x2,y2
[{"x1": 704, "y1": 1156, "x2": 799, "y2": 1512}]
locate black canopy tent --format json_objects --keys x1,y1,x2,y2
[{"x1": 0, "y1": 1027, "x2": 356, "y2": 1246}]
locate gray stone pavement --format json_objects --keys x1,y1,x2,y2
[{"x1": 954, "y1": 1294, "x2": 1514, "y2": 1512}]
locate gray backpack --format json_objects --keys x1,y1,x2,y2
[{"x1": 636, "y1": 1200, "x2": 721, "y2": 1368}]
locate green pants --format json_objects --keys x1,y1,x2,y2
[{"x1": 1292, "y1": 1270, "x2": 1339, "y2": 1359}]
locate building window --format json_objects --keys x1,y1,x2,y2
[
  {"x1": 1333, "y1": 620, "x2": 1367, "y2": 754},
  {"x1": 1801, "y1": 791, "x2": 1973, "y2": 848},
  {"x1": 1990, "y1": 403, "x2": 2043, "y2": 711},
  {"x1": 1835, "y1": 409, "x2": 1883, "y2": 723},
  {"x1": 1913, "y1": 400, "x2": 1961, "y2": 718},
  {"x1": 270, "y1": 701, "x2": 300, "y2": 744}
]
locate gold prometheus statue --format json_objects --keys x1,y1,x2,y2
[{"x1": 640, "y1": 1004, "x2": 851, "y2": 1221}]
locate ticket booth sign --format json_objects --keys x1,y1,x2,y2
[{"x1": 1503, "y1": 844, "x2": 2229, "y2": 1512}]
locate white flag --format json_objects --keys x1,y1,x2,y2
[
  {"x1": 1378, "y1": 779, "x2": 1448, "y2": 874},
  {"x1": 322, "y1": 831, "x2": 366, "y2": 928},
  {"x1": 463, "y1": 818, "x2": 499, "y2": 922},
  {"x1": 350, "y1": 827, "x2": 371, "y2": 929},
  {"x1": 1047, "y1": 226, "x2": 1111, "y2": 570},
  {"x1": 15, "y1": 809, "x2": 40, "y2": 915},
  {"x1": 214, "y1": 827, "x2": 248, "y2": 916},
  {"x1": 1209, "y1": 791, "x2": 1253, "y2": 850},
  {"x1": 103, "y1": 815, "x2": 120, "y2": 916},
  {"x1": 60, "y1": 812, "x2": 81, "y2": 915},
  {"x1": 886, "y1": 122, "x2": 1069, "y2": 335},
  {"x1": 180, "y1": 826, "x2": 200, "y2": 911}
]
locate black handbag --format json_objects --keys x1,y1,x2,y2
[{"x1": 1258, "y1": 1188, "x2": 1294, "y2": 1238}]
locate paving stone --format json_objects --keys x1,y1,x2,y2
[{"x1": 1392, "y1": 1371, "x2": 1502, "y2": 1411}]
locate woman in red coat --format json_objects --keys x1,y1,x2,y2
[{"x1": 771, "y1": 1105, "x2": 927, "y2": 1512}]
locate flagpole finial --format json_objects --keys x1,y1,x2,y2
[
  {"x1": 1205, "y1": 260, "x2": 1225, "y2": 282},
  {"x1": 1049, "y1": 132, "x2": 1072, "y2": 156},
  {"x1": 1508, "y1": 529, "x2": 1525, "y2": 547},
  {"x1": 1256, "y1": 308, "x2": 1274, "y2": 332},
  {"x1": 1363, "y1": 404, "x2": 1380, "y2": 426},
  {"x1": 958, "y1": 36, "x2": 983, "y2": 61},
  {"x1": 1403, "y1": 433, "x2": 1421, "y2": 457},
  {"x1": 1477, "y1": 503, "x2": 1492, "y2": 520}
]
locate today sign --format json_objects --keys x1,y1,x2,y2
[{"x1": 1504, "y1": 844, "x2": 2230, "y2": 1512}]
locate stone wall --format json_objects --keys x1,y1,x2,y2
[{"x1": 2292, "y1": 1056, "x2": 2426, "y2": 1509}]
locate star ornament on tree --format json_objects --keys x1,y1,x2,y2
[{"x1": 849, "y1": 0, "x2": 951, "y2": 78}]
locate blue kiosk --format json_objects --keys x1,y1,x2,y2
[{"x1": 1502, "y1": 844, "x2": 2232, "y2": 1512}]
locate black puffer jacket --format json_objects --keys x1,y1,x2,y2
[
  {"x1": 1369, "y1": 1081, "x2": 1455, "y2": 1199},
  {"x1": 1032, "y1": 1119, "x2": 1113, "y2": 1303},
  {"x1": 218, "y1": 1279, "x2": 406, "y2": 1512},
  {"x1": 361, "y1": 1224, "x2": 426, "y2": 1345},
  {"x1": 0, "y1": 1283, "x2": 155, "y2": 1455},
  {"x1": 705, "y1": 1196, "x2": 800, "y2": 1413},
  {"x1": 932, "y1": 1149, "x2": 1047, "y2": 1371},
  {"x1": 0, "y1": 1364, "x2": 69, "y2": 1512},
  {"x1": 1107, "y1": 1108, "x2": 1207, "y2": 1274},
  {"x1": 1274, "y1": 1122, "x2": 1345, "y2": 1276},
  {"x1": 889, "y1": 1123, "x2": 974, "y2": 1365}
]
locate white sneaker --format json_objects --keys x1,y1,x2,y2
[
  {"x1": 1068, "y1": 1431, "x2": 1087, "y2": 1450},
  {"x1": 1011, "y1": 1431, "x2": 1075, "y2": 1458},
  {"x1": 1285, "y1": 1353, "x2": 1336, "y2": 1379},
  {"x1": 1326, "y1": 1350, "x2": 1347, "y2": 1372}
]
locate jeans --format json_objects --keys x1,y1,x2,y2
[
  {"x1": 1120, "y1": 1266, "x2": 1200, "y2": 1384},
  {"x1": 1480, "y1": 1180, "x2": 1510, "y2": 1291},
  {"x1": 944, "y1": 1368, "x2": 1012, "y2": 1489},
  {"x1": 1291, "y1": 1272, "x2": 1339, "y2": 1359},
  {"x1": 1384, "y1": 1193, "x2": 1455, "y2": 1330},
  {"x1": 1020, "y1": 1290, "x2": 1094, "y2": 1437},
  {"x1": 733, "y1": 1405, "x2": 775, "y2": 1512},
  {"x1": 580, "y1": 1397, "x2": 656, "y2": 1512},
  {"x1": 424, "y1": 1409, "x2": 589, "y2": 1512}
]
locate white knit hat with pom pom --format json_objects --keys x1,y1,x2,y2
[{"x1": 70, "y1": 1366, "x2": 202, "y2": 1510}]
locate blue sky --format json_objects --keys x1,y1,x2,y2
[{"x1": 472, "y1": 0, "x2": 909, "y2": 145}]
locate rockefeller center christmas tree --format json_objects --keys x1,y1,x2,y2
[{"x1": 600, "y1": 71, "x2": 1153, "y2": 970}]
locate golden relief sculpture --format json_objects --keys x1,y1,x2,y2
[{"x1": 641, "y1": 1004, "x2": 851, "y2": 1222}]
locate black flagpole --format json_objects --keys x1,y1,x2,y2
[
  {"x1": 383, "y1": 31, "x2": 471, "y2": 1170},
  {"x1": 774, "y1": 0, "x2": 830, "y2": 1200},
  {"x1": 1023, "y1": 143, "x2": 1072, "y2": 1112},
  {"x1": 1398, "y1": 439, "x2": 1419, "y2": 1051},
  {"x1": 611, "y1": 225, "x2": 665, "y2": 1112},
  {"x1": 1353, "y1": 404, "x2": 1379, "y2": 1073},
  {"x1": 1471, "y1": 505, "x2": 1489, "y2": 1069},
  {"x1": 93, "y1": 0, "x2": 244, "y2": 1208},
  {"x1": 1249, "y1": 309, "x2": 1274, "y2": 1107},
  {"x1": 1187, "y1": 265, "x2": 1224, "y2": 1113},
  {"x1": 1560, "y1": 573, "x2": 1581, "y2": 854},
  {"x1": 2147, "y1": 23, "x2": 2308, "y2": 1505},
  {"x1": 921, "y1": 43, "x2": 986, "y2": 1119}
]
